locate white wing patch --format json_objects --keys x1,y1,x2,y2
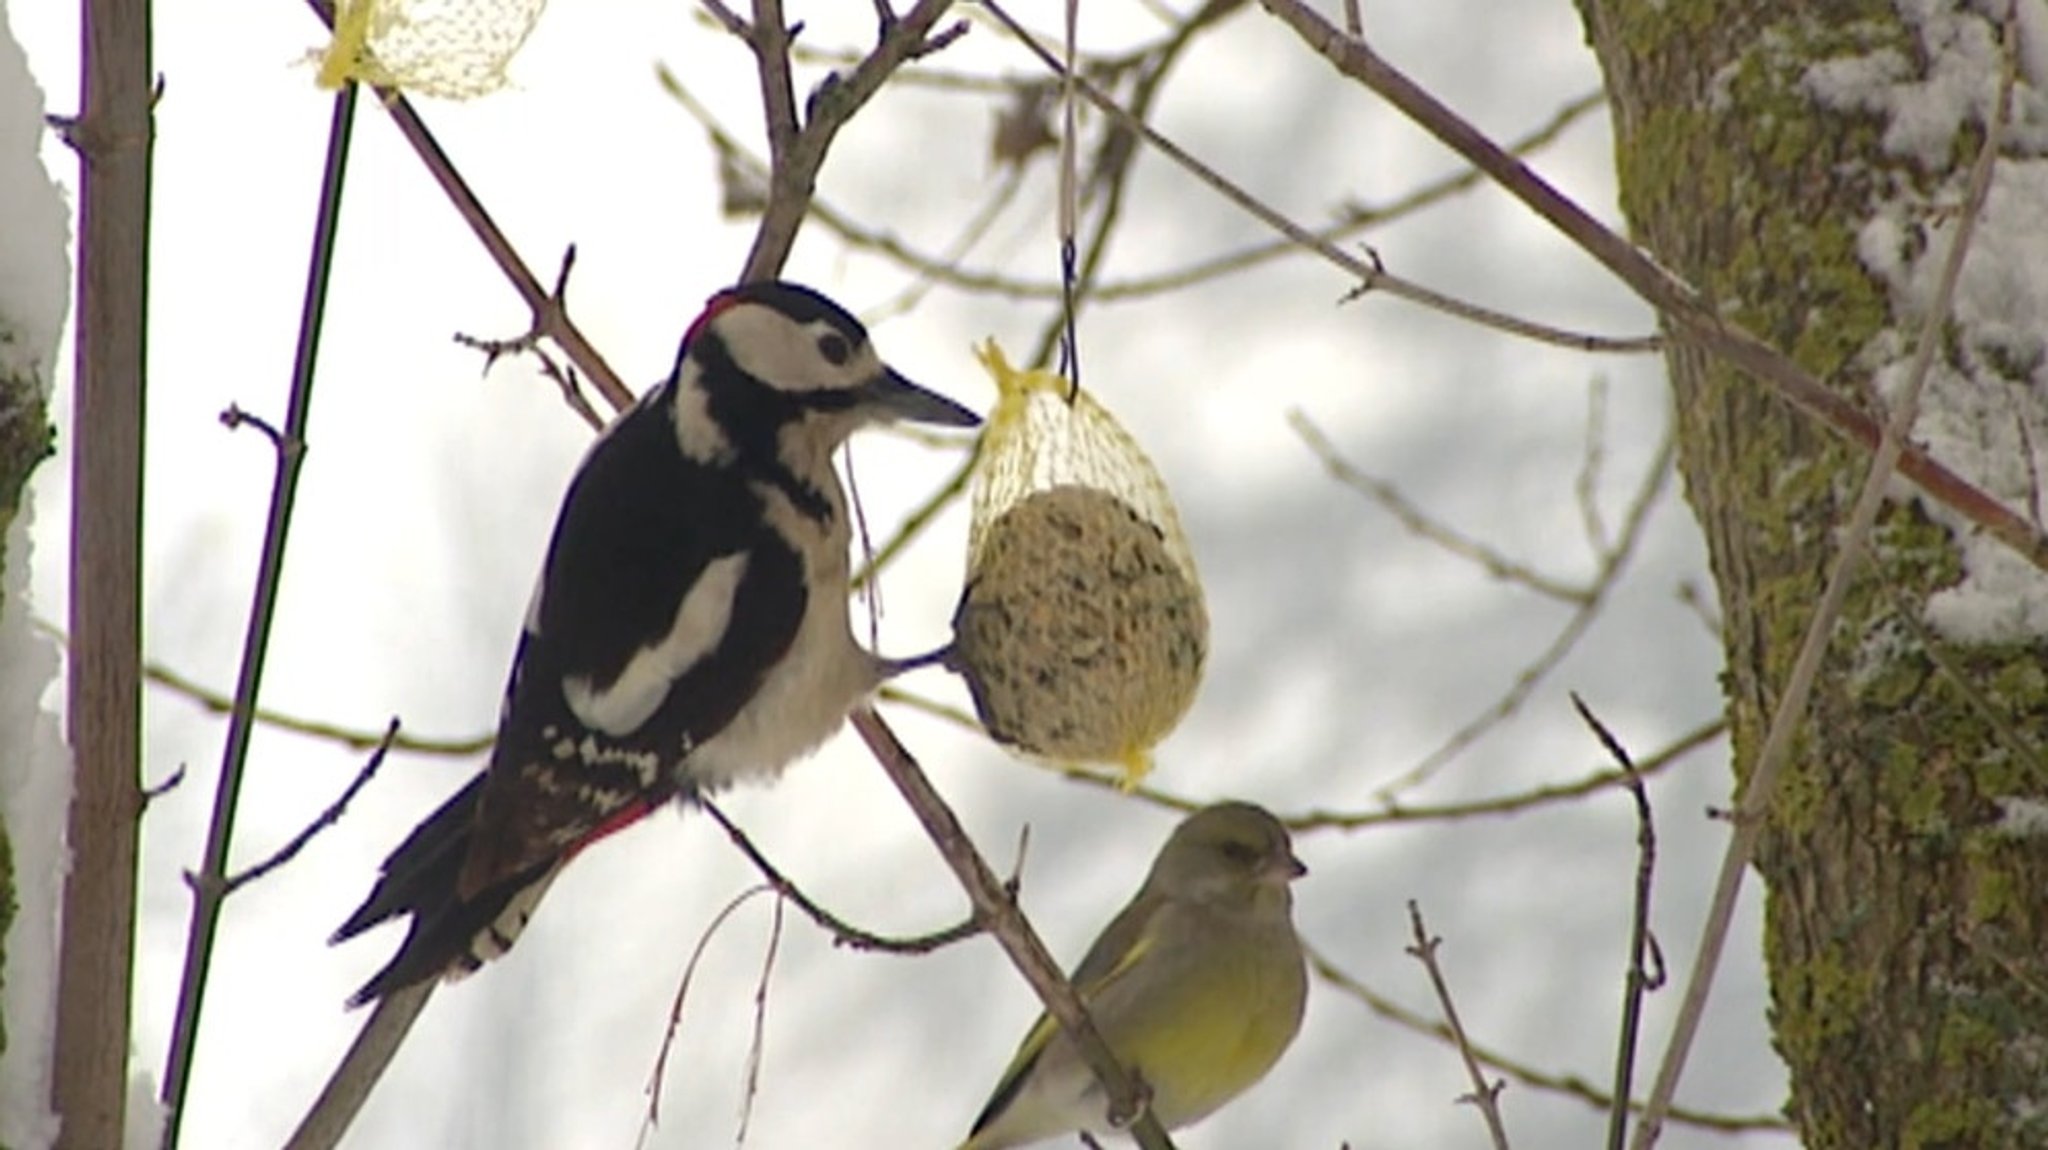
[{"x1": 563, "y1": 552, "x2": 751, "y2": 735}]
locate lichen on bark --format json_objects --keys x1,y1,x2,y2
[{"x1": 1579, "y1": 1, "x2": 2048, "y2": 1146}]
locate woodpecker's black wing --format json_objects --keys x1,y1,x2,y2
[{"x1": 334, "y1": 382, "x2": 810, "y2": 1003}]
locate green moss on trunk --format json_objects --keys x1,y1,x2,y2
[{"x1": 1579, "y1": 2, "x2": 2048, "y2": 1146}]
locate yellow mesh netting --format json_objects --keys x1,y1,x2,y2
[
  {"x1": 947, "y1": 340, "x2": 1207, "y2": 786},
  {"x1": 318, "y1": 0, "x2": 545, "y2": 99}
]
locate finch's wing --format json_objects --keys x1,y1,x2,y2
[{"x1": 965, "y1": 890, "x2": 1167, "y2": 1136}]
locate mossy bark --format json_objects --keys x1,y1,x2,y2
[{"x1": 1578, "y1": 2, "x2": 2048, "y2": 1147}]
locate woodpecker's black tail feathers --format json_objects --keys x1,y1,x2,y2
[{"x1": 333, "y1": 773, "x2": 558, "y2": 1008}]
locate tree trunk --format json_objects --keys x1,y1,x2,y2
[{"x1": 1578, "y1": 2, "x2": 2048, "y2": 1147}]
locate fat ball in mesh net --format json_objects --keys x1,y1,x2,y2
[{"x1": 944, "y1": 340, "x2": 1207, "y2": 785}]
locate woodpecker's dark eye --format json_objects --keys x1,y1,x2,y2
[{"x1": 817, "y1": 332, "x2": 852, "y2": 366}]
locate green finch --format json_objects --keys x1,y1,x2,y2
[{"x1": 959, "y1": 801, "x2": 1308, "y2": 1149}]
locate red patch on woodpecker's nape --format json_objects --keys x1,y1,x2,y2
[{"x1": 682, "y1": 289, "x2": 745, "y2": 350}]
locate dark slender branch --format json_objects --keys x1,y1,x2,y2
[
  {"x1": 699, "y1": 796, "x2": 994, "y2": 953},
  {"x1": 160, "y1": 83, "x2": 357, "y2": 1150},
  {"x1": 850, "y1": 708, "x2": 1178, "y2": 1149},
  {"x1": 1406, "y1": 902, "x2": 1511, "y2": 1148},
  {"x1": 219, "y1": 403, "x2": 286, "y2": 450},
  {"x1": 220, "y1": 719, "x2": 400, "y2": 894},
  {"x1": 1570, "y1": 694, "x2": 1662, "y2": 1150},
  {"x1": 140, "y1": 764, "x2": 187, "y2": 808}
]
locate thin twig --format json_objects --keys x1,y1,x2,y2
[
  {"x1": 977, "y1": 0, "x2": 1660, "y2": 356},
  {"x1": 671, "y1": 76, "x2": 1602, "y2": 305},
  {"x1": 1372, "y1": 429, "x2": 1677, "y2": 800},
  {"x1": 299, "y1": 0, "x2": 634, "y2": 413},
  {"x1": 220, "y1": 719, "x2": 401, "y2": 895},
  {"x1": 1576, "y1": 376, "x2": 1613, "y2": 554},
  {"x1": 737, "y1": 0, "x2": 966, "y2": 282},
  {"x1": 698, "y1": 796, "x2": 994, "y2": 953},
  {"x1": 1291, "y1": 410, "x2": 1592, "y2": 604},
  {"x1": 640, "y1": 886, "x2": 776, "y2": 1142},
  {"x1": 1257, "y1": 0, "x2": 2048, "y2": 578},
  {"x1": 1628, "y1": 13, "x2": 2018, "y2": 1145},
  {"x1": 850, "y1": 707, "x2": 1177, "y2": 1149},
  {"x1": 878, "y1": 684, "x2": 1726, "y2": 829},
  {"x1": 1406, "y1": 901, "x2": 1511, "y2": 1148},
  {"x1": 1308, "y1": 947, "x2": 1789, "y2": 1134},
  {"x1": 162, "y1": 85, "x2": 358, "y2": 1149},
  {"x1": 735, "y1": 896, "x2": 785, "y2": 1147},
  {"x1": 122, "y1": 640, "x2": 491, "y2": 755},
  {"x1": 141, "y1": 764, "x2": 188, "y2": 808},
  {"x1": 452, "y1": 247, "x2": 606, "y2": 432},
  {"x1": 1569, "y1": 695, "x2": 1663, "y2": 1150}
]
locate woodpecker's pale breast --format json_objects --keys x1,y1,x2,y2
[{"x1": 685, "y1": 457, "x2": 878, "y2": 788}]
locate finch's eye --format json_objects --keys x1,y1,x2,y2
[
  {"x1": 818, "y1": 332, "x2": 852, "y2": 366},
  {"x1": 1221, "y1": 841, "x2": 1260, "y2": 866}
]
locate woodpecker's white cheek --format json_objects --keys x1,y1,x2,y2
[
  {"x1": 714, "y1": 306, "x2": 878, "y2": 394},
  {"x1": 563, "y1": 553, "x2": 751, "y2": 735}
]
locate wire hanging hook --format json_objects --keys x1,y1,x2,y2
[{"x1": 1056, "y1": 0, "x2": 1082, "y2": 403}]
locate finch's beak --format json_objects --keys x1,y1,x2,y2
[
  {"x1": 861, "y1": 368, "x2": 981, "y2": 428},
  {"x1": 1268, "y1": 851, "x2": 1309, "y2": 884}
]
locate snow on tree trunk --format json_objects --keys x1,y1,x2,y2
[
  {"x1": 1579, "y1": 1, "x2": 2048, "y2": 1146},
  {"x1": 0, "y1": 2, "x2": 76, "y2": 1146}
]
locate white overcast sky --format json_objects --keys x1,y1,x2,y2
[{"x1": 0, "y1": 1, "x2": 1841, "y2": 1148}]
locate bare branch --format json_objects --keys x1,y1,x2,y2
[
  {"x1": 850, "y1": 707, "x2": 1178, "y2": 1149},
  {"x1": 1290, "y1": 410, "x2": 1592, "y2": 604},
  {"x1": 640, "y1": 886, "x2": 777, "y2": 1141},
  {"x1": 221, "y1": 720, "x2": 401, "y2": 895},
  {"x1": 164, "y1": 86, "x2": 358, "y2": 1147},
  {"x1": 1257, "y1": 0, "x2": 2048, "y2": 578},
  {"x1": 736, "y1": 896, "x2": 784, "y2": 1146},
  {"x1": 1406, "y1": 902, "x2": 1512, "y2": 1148},
  {"x1": 877, "y1": 684, "x2": 1726, "y2": 831},
  {"x1": 737, "y1": 0, "x2": 966, "y2": 282},
  {"x1": 1307, "y1": 948, "x2": 1790, "y2": 1135},
  {"x1": 298, "y1": 0, "x2": 634, "y2": 412},
  {"x1": 977, "y1": 0, "x2": 1660, "y2": 355},
  {"x1": 453, "y1": 247, "x2": 607, "y2": 432},
  {"x1": 1372, "y1": 430, "x2": 1677, "y2": 800},
  {"x1": 699, "y1": 797, "x2": 993, "y2": 954},
  {"x1": 1569, "y1": 695, "x2": 1662, "y2": 1150}
]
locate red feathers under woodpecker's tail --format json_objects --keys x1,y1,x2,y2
[{"x1": 331, "y1": 774, "x2": 657, "y2": 1007}]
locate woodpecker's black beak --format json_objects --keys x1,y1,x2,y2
[{"x1": 861, "y1": 369, "x2": 981, "y2": 428}]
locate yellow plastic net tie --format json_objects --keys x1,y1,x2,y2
[
  {"x1": 317, "y1": 0, "x2": 545, "y2": 99},
  {"x1": 948, "y1": 340, "x2": 1207, "y2": 786}
]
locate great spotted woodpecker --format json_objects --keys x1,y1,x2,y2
[{"x1": 333, "y1": 281, "x2": 979, "y2": 1005}]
